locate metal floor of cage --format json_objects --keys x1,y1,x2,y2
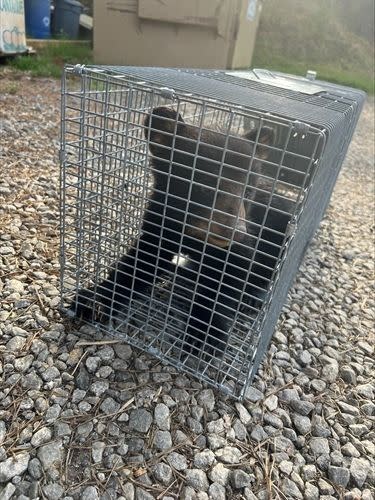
[
  {"x1": 60, "y1": 65, "x2": 365, "y2": 400},
  {"x1": 69, "y1": 272, "x2": 261, "y2": 397}
]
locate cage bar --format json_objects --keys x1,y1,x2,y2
[{"x1": 60, "y1": 65, "x2": 365, "y2": 399}]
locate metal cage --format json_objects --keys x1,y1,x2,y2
[{"x1": 60, "y1": 65, "x2": 365, "y2": 399}]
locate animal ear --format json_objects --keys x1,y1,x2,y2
[
  {"x1": 244, "y1": 126, "x2": 275, "y2": 159},
  {"x1": 144, "y1": 107, "x2": 186, "y2": 147}
]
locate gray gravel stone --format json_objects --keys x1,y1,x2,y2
[
  {"x1": 197, "y1": 389, "x2": 215, "y2": 411},
  {"x1": 301, "y1": 464, "x2": 317, "y2": 482},
  {"x1": 129, "y1": 409, "x2": 153, "y2": 433},
  {"x1": 185, "y1": 469, "x2": 209, "y2": 491},
  {"x1": 304, "y1": 483, "x2": 319, "y2": 500},
  {"x1": 43, "y1": 483, "x2": 65, "y2": 500},
  {"x1": 356, "y1": 383, "x2": 374, "y2": 399},
  {"x1": 316, "y1": 454, "x2": 331, "y2": 472},
  {"x1": 328, "y1": 465, "x2": 350, "y2": 487},
  {"x1": 14, "y1": 354, "x2": 34, "y2": 372},
  {"x1": 318, "y1": 478, "x2": 334, "y2": 495},
  {"x1": 71, "y1": 388, "x2": 86, "y2": 403},
  {"x1": 362, "y1": 402, "x2": 375, "y2": 416},
  {"x1": 6, "y1": 278, "x2": 24, "y2": 293},
  {"x1": 264, "y1": 413, "x2": 283, "y2": 429},
  {"x1": 311, "y1": 379, "x2": 327, "y2": 392},
  {"x1": 28, "y1": 458, "x2": 43, "y2": 479},
  {"x1": 54, "y1": 422, "x2": 71, "y2": 438},
  {"x1": 309, "y1": 437, "x2": 330, "y2": 455},
  {"x1": 149, "y1": 464, "x2": 171, "y2": 486},
  {"x1": 18, "y1": 495, "x2": 32, "y2": 500},
  {"x1": 281, "y1": 478, "x2": 303, "y2": 499},
  {"x1": 215, "y1": 446, "x2": 242, "y2": 464},
  {"x1": 90, "y1": 380, "x2": 109, "y2": 397},
  {"x1": 180, "y1": 486, "x2": 196, "y2": 500},
  {"x1": 337, "y1": 401, "x2": 360, "y2": 416},
  {"x1": 206, "y1": 418, "x2": 225, "y2": 434},
  {"x1": 231, "y1": 469, "x2": 252, "y2": 488},
  {"x1": 311, "y1": 416, "x2": 331, "y2": 438},
  {"x1": 350, "y1": 457, "x2": 371, "y2": 487},
  {"x1": 340, "y1": 365, "x2": 357, "y2": 384},
  {"x1": 293, "y1": 414, "x2": 311, "y2": 435},
  {"x1": 290, "y1": 399, "x2": 315, "y2": 416},
  {"x1": 154, "y1": 430, "x2": 172, "y2": 451},
  {"x1": 0, "y1": 483, "x2": 16, "y2": 500},
  {"x1": 188, "y1": 417, "x2": 203, "y2": 434},
  {"x1": 76, "y1": 421, "x2": 93, "y2": 439},
  {"x1": 191, "y1": 405, "x2": 204, "y2": 421},
  {"x1": 235, "y1": 402, "x2": 252, "y2": 425},
  {"x1": 0, "y1": 452, "x2": 29, "y2": 482},
  {"x1": 245, "y1": 386, "x2": 263, "y2": 402},
  {"x1": 0, "y1": 422, "x2": 6, "y2": 445},
  {"x1": 92, "y1": 441, "x2": 106, "y2": 463},
  {"x1": 349, "y1": 423, "x2": 368, "y2": 437},
  {"x1": 76, "y1": 367, "x2": 90, "y2": 391},
  {"x1": 41, "y1": 366, "x2": 60, "y2": 382},
  {"x1": 207, "y1": 434, "x2": 226, "y2": 450},
  {"x1": 121, "y1": 482, "x2": 135, "y2": 500},
  {"x1": 37, "y1": 440, "x2": 63, "y2": 470},
  {"x1": 100, "y1": 397, "x2": 120, "y2": 415},
  {"x1": 85, "y1": 356, "x2": 101, "y2": 373},
  {"x1": 135, "y1": 487, "x2": 154, "y2": 500},
  {"x1": 208, "y1": 463, "x2": 231, "y2": 486},
  {"x1": 233, "y1": 418, "x2": 247, "y2": 441},
  {"x1": 154, "y1": 403, "x2": 170, "y2": 430},
  {"x1": 167, "y1": 451, "x2": 188, "y2": 471},
  {"x1": 22, "y1": 372, "x2": 43, "y2": 390},
  {"x1": 250, "y1": 424, "x2": 268, "y2": 442},
  {"x1": 243, "y1": 488, "x2": 258, "y2": 500},
  {"x1": 114, "y1": 344, "x2": 132, "y2": 360},
  {"x1": 278, "y1": 460, "x2": 292, "y2": 475},
  {"x1": 194, "y1": 449, "x2": 215, "y2": 469},
  {"x1": 296, "y1": 350, "x2": 312, "y2": 366},
  {"x1": 97, "y1": 346, "x2": 115, "y2": 362},
  {"x1": 272, "y1": 435, "x2": 295, "y2": 454},
  {"x1": 279, "y1": 388, "x2": 299, "y2": 403},
  {"x1": 341, "y1": 442, "x2": 361, "y2": 457},
  {"x1": 208, "y1": 483, "x2": 226, "y2": 500},
  {"x1": 173, "y1": 430, "x2": 190, "y2": 445},
  {"x1": 264, "y1": 394, "x2": 278, "y2": 411},
  {"x1": 321, "y1": 360, "x2": 339, "y2": 382},
  {"x1": 31, "y1": 427, "x2": 52, "y2": 447},
  {"x1": 80, "y1": 486, "x2": 99, "y2": 500},
  {"x1": 6, "y1": 336, "x2": 27, "y2": 352}
]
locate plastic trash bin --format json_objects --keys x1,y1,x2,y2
[
  {"x1": 53, "y1": 0, "x2": 83, "y2": 39},
  {"x1": 24, "y1": 0, "x2": 51, "y2": 39}
]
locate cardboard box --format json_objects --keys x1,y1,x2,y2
[
  {"x1": 93, "y1": 0, "x2": 262, "y2": 69},
  {"x1": 0, "y1": 0, "x2": 27, "y2": 55}
]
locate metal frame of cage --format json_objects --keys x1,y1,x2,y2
[{"x1": 60, "y1": 65, "x2": 364, "y2": 400}]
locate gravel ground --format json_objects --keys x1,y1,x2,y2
[{"x1": 0, "y1": 70, "x2": 374, "y2": 500}]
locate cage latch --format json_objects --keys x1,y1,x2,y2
[{"x1": 292, "y1": 121, "x2": 310, "y2": 139}]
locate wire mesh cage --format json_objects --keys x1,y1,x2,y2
[{"x1": 60, "y1": 65, "x2": 365, "y2": 400}]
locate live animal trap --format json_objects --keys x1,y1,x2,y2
[{"x1": 60, "y1": 65, "x2": 365, "y2": 399}]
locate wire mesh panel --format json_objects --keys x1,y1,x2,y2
[{"x1": 60, "y1": 65, "x2": 365, "y2": 399}]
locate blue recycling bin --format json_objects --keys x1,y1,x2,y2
[
  {"x1": 53, "y1": 0, "x2": 83, "y2": 39},
  {"x1": 24, "y1": 0, "x2": 51, "y2": 39}
]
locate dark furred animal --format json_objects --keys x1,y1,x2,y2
[{"x1": 71, "y1": 107, "x2": 291, "y2": 354}]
